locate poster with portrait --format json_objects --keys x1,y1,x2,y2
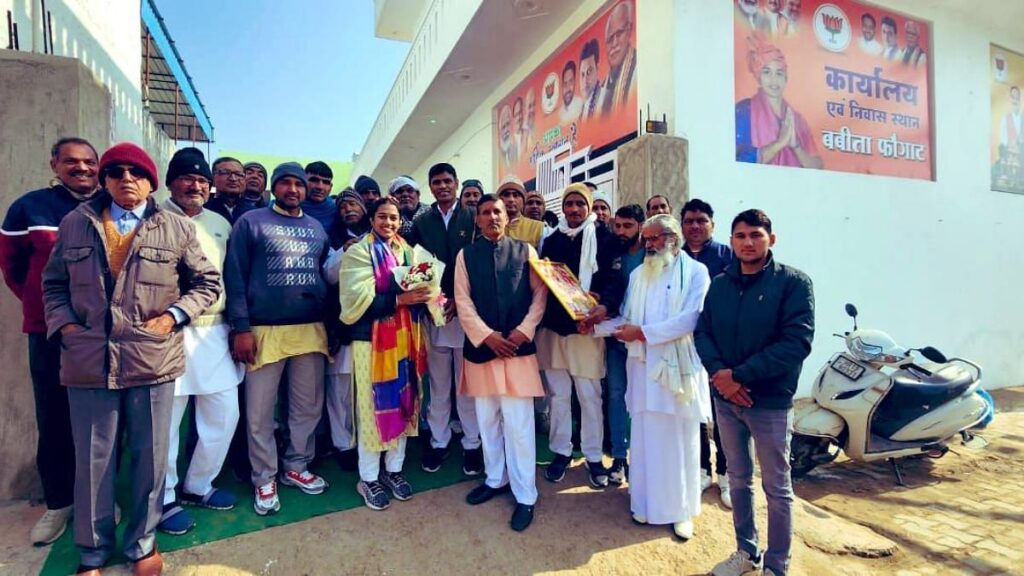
[
  {"x1": 733, "y1": 0, "x2": 933, "y2": 180},
  {"x1": 990, "y1": 45, "x2": 1024, "y2": 195},
  {"x1": 492, "y1": 0, "x2": 638, "y2": 188},
  {"x1": 529, "y1": 259, "x2": 598, "y2": 320}
]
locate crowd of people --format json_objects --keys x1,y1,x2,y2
[{"x1": 1, "y1": 137, "x2": 814, "y2": 576}]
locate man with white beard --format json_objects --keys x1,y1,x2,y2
[{"x1": 596, "y1": 214, "x2": 711, "y2": 540}]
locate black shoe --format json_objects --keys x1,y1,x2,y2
[
  {"x1": 336, "y1": 448, "x2": 358, "y2": 472},
  {"x1": 463, "y1": 447, "x2": 484, "y2": 476},
  {"x1": 421, "y1": 445, "x2": 449, "y2": 473},
  {"x1": 466, "y1": 482, "x2": 511, "y2": 505},
  {"x1": 545, "y1": 454, "x2": 572, "y2": 483},
  {"x1": 510, "y1": 503, "x2": 535, "y2": 532},
  {"x1": 586, "y1": 461, "x2": 609, "y2": 489},
  {"x1": 608, "y1": 458, "x2": 628, "y2": 486}
]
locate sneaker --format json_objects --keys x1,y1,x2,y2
[
  {"x1": 672, "y1": 519, "x2": 694, "y2": 541},
  {"x1": 586, "y1": 461, "x2": 609, "y2": 489},
  {"x1": 31, "y1": 505, "x2": 72, "y2": 546},
  {"x1": 510, "y1": 503, "x2": 535, "y2": 532},
  {"x1": 608, "y1": 458, "x2": 628, "y2": 486},
  {"x1": 463, "y1": 447, "x2": 484, "y2": 476},
  {"x1": 181, "y1": 488, "x2": 237, "y2": 511},
  {"x1": 466, "y1": 482, "x2": 511, "y2": 505},
  {"x1": 379, "y1": 471, "x2": 414, "y2": 501},
  {"x1": 545, "y1": 454, "x2": 572, "y2": 483},
  {"x1": 253, "y1": 481, "x2": 280, "y2": 516},
  {"x1": 157, "y1": 503, "x2": 195, "y2": 536},
  {"x1": 700, "y1": 469, "x2": 713, "y2": 491},
  {"x1": 718, "y1": 475, "x2": 733, "y2": 509},
  {"x1": 631, "y1": 513, "x2": 648, "y2": 525},
  {"x1": 281, "y1": 470, "x2": 328, "y2": 495},
  {"x1": 710, "y1": 550, "x2": 762, "y2": 576},
  {"x1": 422, "y1": 445, "x2": 449, "y2": 473},
  {"x1": 357, "y1": 480, "x2": 391, "y2": 511}
]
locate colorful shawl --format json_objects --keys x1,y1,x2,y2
[{"x1": 339, "y1": 233, "x2": 426, "y2": 443}]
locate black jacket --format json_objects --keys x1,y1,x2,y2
[
  {"x1": 694, "y1": 253, "x2": 814, "y2": 409},
  {"x1": 539, "y1": 224, "x2": 624, "y2": 336}
]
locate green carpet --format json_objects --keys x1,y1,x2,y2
[{"x1": 41, "y1": 427, "x2": 558, "y2": 575}]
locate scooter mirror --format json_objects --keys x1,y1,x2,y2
[
  {"x1": 920, "y1": 346, "x2": 948, "y2": 364},
  {"x1": 845, "y1": 303, "x2": 859, "y2": 318}
]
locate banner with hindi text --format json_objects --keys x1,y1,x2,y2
[{"x1": 733, "y1": 0, "x2": 933, "y2": 180}]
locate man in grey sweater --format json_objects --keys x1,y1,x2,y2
[{"x1": 225, "y1": 162, "x2": 331, "y2": 516}]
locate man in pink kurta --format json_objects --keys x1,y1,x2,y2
[{"x1": 455, "y1": 194, "x2": 547, "y2": 532}]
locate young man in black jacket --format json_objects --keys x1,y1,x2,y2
[{"x1": 696, "y1": 209, "x2": 814, "y2": 576}]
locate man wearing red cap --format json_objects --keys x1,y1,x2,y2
[{"x1": 43, "y1": 142, "x2": 221, "y2": 575}]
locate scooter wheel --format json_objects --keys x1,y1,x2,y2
[{"x1": 790, "y1": 434, "x2": 828, "y2": 478}]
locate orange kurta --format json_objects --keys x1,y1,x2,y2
[{"x1": 454, "y1": 244, "x2": 547, "y2": 398}]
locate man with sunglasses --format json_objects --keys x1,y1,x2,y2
[
  {"x1": 303, "y1": 161, "x2": 337, "y2": 232},
  {"x1": 156, "y1": 148, "x2": 244, "y2": 537},
  {"x1": 206, "y1": 157, "x2": 254, "y2": 224},
  {"x1": 42, "y1": 142, "x2": 221, "y2": 575},
  {"x1": 1, "y1": 137, "x2": 99, "y2": 546}
]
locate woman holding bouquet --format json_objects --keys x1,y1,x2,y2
[{"x1": 340, "y1": 197, "x2": 432, "y2": 510}]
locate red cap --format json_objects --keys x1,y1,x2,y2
[{"x1": 99, "y1": 142, "x2": 160, "y2": 191}]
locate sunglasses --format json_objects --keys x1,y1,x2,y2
[{"x1": 105, "y1": 166, "x2": 148, "y2": 180}]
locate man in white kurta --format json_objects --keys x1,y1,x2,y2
[
  {"x1": 158, "y1": 149, "x2": 245, "y2": 535},
  {"x1": 601, "y1": 214, "x2": 711, "y2": 540},
  {"x1": 455, "y1": 195, "x2": 548, "y2": 531}
]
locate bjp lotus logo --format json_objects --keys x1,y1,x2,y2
[{"x1": 813, "y1": 4, "x2": 850, "y2": 53}]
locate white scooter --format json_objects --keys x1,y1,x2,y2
[{"x1": 791, "y1": 304, "x2": 988, "y2": 484}]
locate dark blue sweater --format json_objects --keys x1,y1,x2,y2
[{"x1": 224, "y1": 207, "x2": 329, "y2": 332}]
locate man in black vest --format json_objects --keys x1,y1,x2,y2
[{"x1": 454, "y1": 194, "x2": 547, "y2": 531}]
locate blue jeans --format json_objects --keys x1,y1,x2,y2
[
  {"x1": 604, "y1": 338, "x2": 629, "y2": 459},
  {"x1": 714, "y1": 399, "x2": 794, "y2": 576}
]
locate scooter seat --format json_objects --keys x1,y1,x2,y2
[{"x1": 872, "y1": 363, "x2": 976, "y2": 439}]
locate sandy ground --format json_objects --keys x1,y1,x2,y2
[{"x1": 3, "y1": 388, "x2": 1019, "y2": 576}]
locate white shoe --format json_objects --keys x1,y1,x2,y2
[
  {"x1": 631, "y1": 513, "x2": 648, "y2": 524},
  {"x1": 30, "y1": 505, "x2": 72, "y2": 546},
  {"x1": 673, "y1": 519, "x2": 694, "y2": 541},
  {"x1": 718, "y1": 475, "x2": 733, "y2": 509},
  {"x1": 700, "y1": 470, "x2": 713, "y2": 492},
  {"x1": 254, "y1": 481, "x2": 281, "y2": 516},
  {"x1": 710, "y1": 550, "x2": 762, "y2": 576}
]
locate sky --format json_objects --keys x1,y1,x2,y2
[{"x1": 155, "y1": 0, "x2": 409, "y2": 169}]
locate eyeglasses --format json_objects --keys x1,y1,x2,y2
[
  {"x1": 214, "y1": 169, "x2": 244, "y2": 179},
  {"x1": 308, "y1": 175, "x2": 332, "y2": 185},
  {"x1": 641, "y1": 232, "x2": 671, "y2": 244},
  {"x1": 176, "y1": 175, "x2": 210, "y2": 187},
  {"x1": 105, "y1": 166, "x2": 148, "y2": 180},
  {"x1": 682, "y1": 217, "x2": 711, "y2": 226}
]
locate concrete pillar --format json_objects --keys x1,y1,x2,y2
[
  {"x1": 615, "y1": 133, "x2": 689, "y2": 213},
  {"x1": 0, "y1": 51, "x2": 111, "y2": 500}
]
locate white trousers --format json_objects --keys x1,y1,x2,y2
[
  {"x1": 164, "y1": 387, "x2": 240, "y2": 505},
  {"x1": 357, "y1": 436, "x2": 407, "y2": 482},
  {"x1": 426, "y1": 344, "x2": 480, "y2": 449},
  {"x1": 325, "y1": 373, "x2": 355, "y2": 451},
  {"x1": 630, "y1": 410, "x2": 702, "y2": 525},
  {"x1": 545, "y1": 369, "x2": 604, "y2": 462},
  {"x1": 476, "y1": 395, "x2": 538, "y2": 505}
]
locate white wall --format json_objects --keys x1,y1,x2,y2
[
  {"x1": 674, "y1": 0, "x2": 1024, "y2": 392},
  {"x1": 2, "y1": 0, "x2": 175, "y2": 166}
]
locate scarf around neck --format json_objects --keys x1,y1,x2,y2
[{"x1": 557, "y1": 213, "x2": 599, "y2": 291}]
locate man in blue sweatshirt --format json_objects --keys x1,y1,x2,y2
[
  {"x1": 697, "y1": 209, "x2": 814, "y2": 576},
  {"x1": 225, "y1": 162, "x2": 331, "y2": 516}
]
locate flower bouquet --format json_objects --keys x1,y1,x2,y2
[{"x1": 392, "y1": 245, "x2": 447, "y2": 326}]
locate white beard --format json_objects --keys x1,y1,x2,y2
[
  {"x1": 642, "y1": 247, "x2": 676, "y2": 282},
  {"x1": 739, "y1": 1, "x2": 758, "y2": 17}
]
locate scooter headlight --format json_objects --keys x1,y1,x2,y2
[{"x1": 850, "y1": 337, "x2": 883, "y2": 362}]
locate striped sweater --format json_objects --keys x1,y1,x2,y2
[{"x1": 0, "y1": 185, "x2": 91, "y2": 333}]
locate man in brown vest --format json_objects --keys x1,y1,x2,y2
[{"x1": 43, "y1": 142, "x2": 221, "y2": 575}]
